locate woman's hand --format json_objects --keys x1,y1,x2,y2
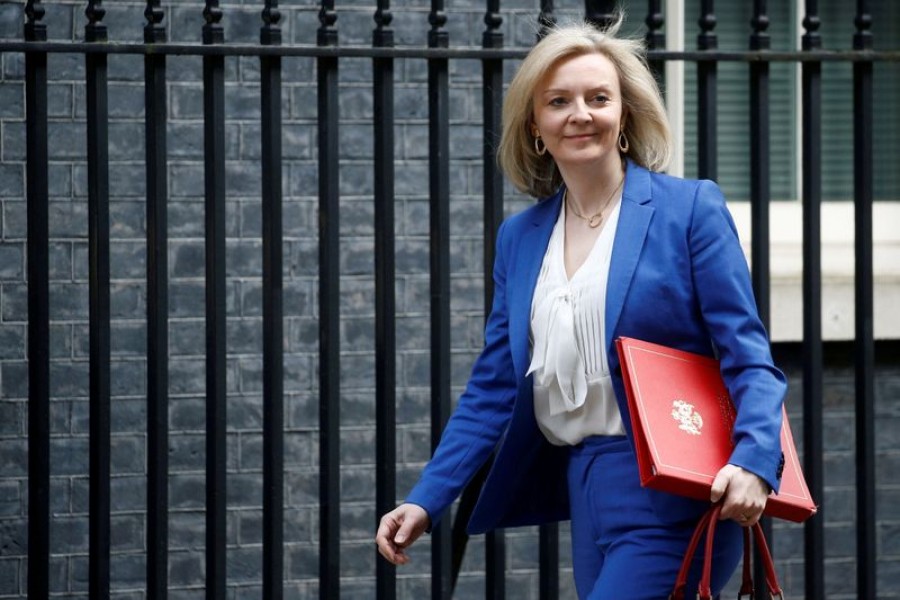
[
  {"x1": 710, "y1": 464, "x2": 770, "y2": 527},
  {"x1": 375, "y1": 503, "x2": 431, "y2": 565}
]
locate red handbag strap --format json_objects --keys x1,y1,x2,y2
[
  {"x1": 669, "y1": 507, "x2": 715, "y2": 600},
  {"x1": 671, "y1": 505, "x2": 785, "y2": 600},
  {"x1": 750, "y1": 521, "x2": 785, "y2": 598}
]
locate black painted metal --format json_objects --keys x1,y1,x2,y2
[
  {"x1": 645, "y1": 0, "x2": 665, "y2": 83},
  {"x1": 801, "y1": 4, "x2": 825, "y2": 599},
  {"x1": 482, "y1": 4, "x2": 506, "y2": 595},
  {"x1": 202, "y1": 1, "x2": 227, "y2": 598},
  {"x1": 144, "y1": 0, "x2": 169, "y2": 597},
  {"x1": 24, "y1": 2, "x2": 49, "y2": 598},
  {"x1": 853, "y1": 2, "x2": 876, "y2": 598},
  {"x1": 748, "y1": 4, "x2": 772, "y2": 599},
  {"x1": 539, "y1": 523, "x2": 559, "y2": 600},
  {"x1": 3, "y1": 40, "x2": 900, "y2": 62},
  {"x1": 584, "y1": 0, "x2": 617, "y2": 30},
  {"x1": 697, "y1": 0, "x2": 717, "y2": 180},
  {"x1": 317, "y1": 0, "x2": 341, "y2": 597},
  {"x1": 428, "y1": 0, "x2": 452, "y2": 596},
  {"x1": 85, "y1": 2, "x2": 111, "y2": 597},
  {"x1": 373, "y1": 0, "x2": 397, "y2": 597},
  {"x1": 260, "y1": 2, "x2": 284, "y2": 599},
  {"x1": 537, "y1": 0, "x2": 555, "y2": 39}
]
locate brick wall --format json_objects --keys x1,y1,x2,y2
[{"x1": 1, "y1": 1, "x2": 898, "y2": 598}]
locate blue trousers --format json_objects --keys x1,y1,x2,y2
[{"x1": 566, "y1": 436, "x2": 743, "y2": 599}]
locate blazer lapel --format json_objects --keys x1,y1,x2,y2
[
  {"x1": 508, "y1": 191, "x2": 561, "y2": 379},
  {"x1": 606, "y1": 162, "x2": 654, "y2": 354}
]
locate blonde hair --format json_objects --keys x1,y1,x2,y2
[{"x1": 498, "y1": 16, "x2": 672, "y2": 198}]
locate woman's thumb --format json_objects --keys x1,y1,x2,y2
[{"x1": 710, "y1": 469, "x2": 730, "y2": 503}]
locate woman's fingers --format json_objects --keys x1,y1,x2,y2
[
  {"x1": 712, "y1": 464, "x2": 769, "y2": 526},
  {"x1": 375, "y1": 504, "x2": 430, "y2": 565}
]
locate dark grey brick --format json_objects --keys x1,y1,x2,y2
[
  {"x1": 0, "y1": 165, "x2": 23, "y2": 199},
  {"x1": 226, "y1": 545, "x2": 262, "y2": 583},
  {"x1": 107, "y1": 82, "x2": 145, "y2": 118},
  {"x1": 285, "y1": 392, "x2": 317, "y2": 429},
  {"x1": 0, "y1": 84, "x2": 22, "y2": 119},
  {"x1": 170, "y1": 240, "x2": 205, "y2": 278},
  {"x1": 338, "y1": 122, "x2": 373, "y2": 159},
  {"x1": 49, "y1": 437, "x2": 88, "y2": 476},
  {"x1": 168, "y1": 549, "x2": 205, "y2": 586},
  {"x1": 225, "y1": 239, "x2": 263, "y2": 277},
  {"x1": 170, "y1": 473, "x2": 205, "y2": 509},
  {"x1": 169, "y1": 162, "x2": 205, "y2": 198},
  {"x1": 169, "y1": 397, "x2": 205, "y2": 431},
  {"x1": 51, "y1": 516, "x2": 89, "y2": 554},
  {"x1": 0, "y1": 243, "x2": 25, "y2": 281},
  {"x1": 0, "y1": 557, "x2": 19, "y2": 596},
  {"x1": 48, "y1": 200, "x2": 88, "y2": 237},
  {"x1": 289, "y1": 85, "x2": 318, "y2": 120},
  {"x1": 0, "y1": 520, "x2": 25, "y2": 558},
  {"x1": 2, "y1": 53, "x2": 24, "y2": 80},
  {"x1": 337, "y1": 162, "x2": 373, "y2": 196},
  {"x1": 0, "y1": 360, "x2": 27, "y2": 401},
  {"x1": 340, "y1": 239, "x2": 374, "y2": 276},
  {"x1": 0, "y1": 3, "x2": 22, "y2": 40},
  {"x1": 0, "y1": 480, "x2": 20, "y2": 520},
  {"x1": 285, "y1": 470, "x2": 318, "y2": 507},
  {"x1": 102, "y1": 5, "x2": 145, "y2": 45},
  {"x1": 0, "y1": 324, "x2": 25, "y2": 359}
]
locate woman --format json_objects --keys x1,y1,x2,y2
[{"x1": 376, "y1": 18, "x2": 786, "y2": 599}]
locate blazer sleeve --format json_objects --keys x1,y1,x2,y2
[
  {"x1": 405, "y1": 219, "x2": 519, "y2": 527},
  {"x1": 688, "y1": 180, "x2": 787, "y2": 492}
]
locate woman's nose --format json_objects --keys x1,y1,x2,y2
[{"x1": 568, "y1": 100, "x2": 591, "y2": 122}]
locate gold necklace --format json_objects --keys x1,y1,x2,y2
[{"x1": 565, "y1": 175, "x2": 625, "y2": 228}]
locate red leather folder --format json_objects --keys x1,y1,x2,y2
[{"x1": 616, "y1": 337, "x2": 817, "y2": 523}]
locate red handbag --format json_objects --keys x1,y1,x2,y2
[{"x1": 669, "y1": 504, "x2": 784, "y2": 600}]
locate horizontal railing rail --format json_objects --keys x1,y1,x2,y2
[{"x1": 2, "y1": 40, "x2": 900, "y2": 61}]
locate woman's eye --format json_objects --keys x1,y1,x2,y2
[
  {"x1": 593, "y1": 94, "x2": 609, "y2": 103},
  {"x1": 549, "y1": 97, "x2": 567, "y2": 106}
]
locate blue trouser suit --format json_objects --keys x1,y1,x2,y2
[{"x1": 567, "y1": 436, "x2": 743, "y2": 599}]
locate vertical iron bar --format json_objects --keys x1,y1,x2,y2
[
  {"x1": 537, "y1": 0, "x2": 555, "y2": 40},
  {"x1": 584, "y1": 0, "x2": 617, "y2": 29},
  {"x1": 749, "y1": 4, "x2": 772, "y2": 598},
  {"x1": 202, "y1": 2, "x2": 227, "y2": 598},
  {"x1": 645, "y1": 0, "x2": 665, "y2": 84},
  {"x1": 24, "y1": 2, "x2": 50, "y2": 598},
  {"x1": 853, "y1": 2, "x2": 875, "y2": 598},
  {"x1": 261, "y1": 2, "x2": 284, "y2": 599},
  {"x1": 144, "y1": 0, "x2": 169, "y2": 597},
  {"x1": 539, "y1": 523, "x2": 559, "y2": 600},
  {"x1": 801, "y1": 4, "x2": 825, "y2": 599},
  {"x1": 85, "y1": 2, "x2": 111, "y2": 597},
  {"x1": 697, "y1": 0, "x2": 717, "y2": 180},
  {"x1": 428, "y1": 1, "x2": 452, "y2": 597},
  {"x1": 482, "y1": 3, "x2": 505, "y2": 596},
  {"x1": 373, "y1": 1, "x2": 396, "y2": 599},
  {"x1": 317, "y1": 1, "x2": 341, "y2": 598}
]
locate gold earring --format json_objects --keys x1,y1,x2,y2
[
  {"x1": 534, "y1": 135, "x2": 547, "y2": 156},
  {"x1": 618, "y1": 130, "x2": 629, "y2": 153}
]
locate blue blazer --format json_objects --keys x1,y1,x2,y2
[{"x1": 406, "y1": 161, "x2": 787, "y2": 535}]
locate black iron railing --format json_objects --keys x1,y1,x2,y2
[{"x1": 3, "y1": 0, "x2": 897, "y2": 599}]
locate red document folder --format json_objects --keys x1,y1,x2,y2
[{"x1": 616, "y1": 337, "x2": 817, "y2": 523}]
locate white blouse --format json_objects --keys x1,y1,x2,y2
[{"x1": 527, "y1": 194, "x2": 625, "y2": 446}]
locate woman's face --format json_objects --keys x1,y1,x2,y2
[{"x1": 531, "y1": 52, "x2": 624, "y2": 172}]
